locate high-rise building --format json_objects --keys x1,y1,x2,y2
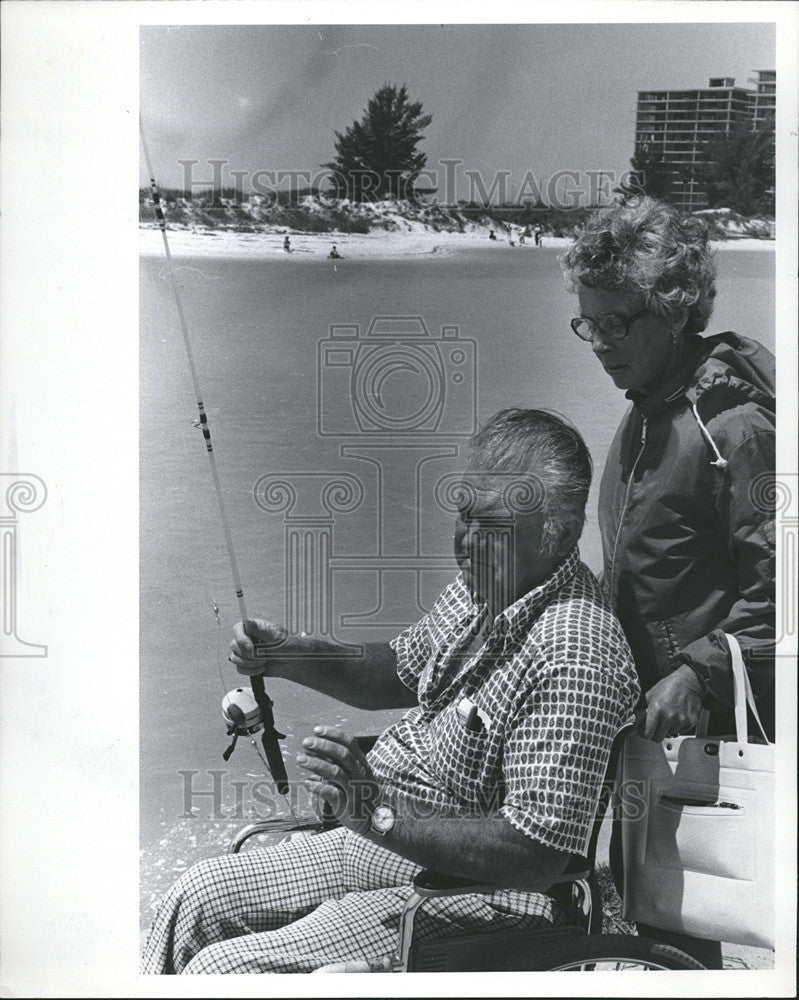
[
  {"x1": 634, "y1": 71, "x2": 775, "y2": 211},
  {"x1": 749, "y1": 69, "x2": 776, "y2": 129}
]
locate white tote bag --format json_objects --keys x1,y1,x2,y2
[{"x1": 617, "y1": 634, "x2": 774, "y2": 949}]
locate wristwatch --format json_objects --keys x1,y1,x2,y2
[{"x1": 370, "y1": 803, "x2": 396, "y2": 837}]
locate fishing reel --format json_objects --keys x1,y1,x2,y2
[{"x1": 222, "y1": 686, "x2": 263, "y2": 760}]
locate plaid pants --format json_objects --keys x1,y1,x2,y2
[{"x1": 141, "y1": 827, "x2": 564, "y2": 974}]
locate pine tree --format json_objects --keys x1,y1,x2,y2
[
  {"x1": 617, "y1": 140, "x2": 673, "y2": 201},
  {"x1": 694, "y1": 120, "x2": 775, "y2": 216},
  {"x1": 322, "y1": 84, "x2": 433, "y2": 201}
]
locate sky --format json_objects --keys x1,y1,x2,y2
[{"x1": 140, "y1": 21, "x2": 776, "y2": 204}]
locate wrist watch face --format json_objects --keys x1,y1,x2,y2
[{"x1": 371, "y1": 804, "x2": 396, "y2": 836}]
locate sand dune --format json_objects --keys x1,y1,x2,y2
[{"x1": 140, "y1": 226, "x2": 774, "y2": 261}]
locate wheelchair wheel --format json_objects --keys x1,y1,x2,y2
[
  {"x1": 496, "y1": 933, "x2": 707, "y2": 971},
  {"x1": 538, "y1": 934, "x2": 707, "y2": 971}
]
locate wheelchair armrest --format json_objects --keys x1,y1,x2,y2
[
  {"x1": 412, "y1": 869, "x2": 498, "y2": 898},
  {"x1": 230, "y1": 821, "x2": 279, "y2": 853},
  {"x1": 410, "y1": 849, "x2": 593, "y2": 898},
  {"x1": 228, "y1": 818, "x2": 323, "y2": 853}
]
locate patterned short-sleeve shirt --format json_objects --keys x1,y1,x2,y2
[{"x1": 368, "y1": 547, "x2": 640, "y2": 857}]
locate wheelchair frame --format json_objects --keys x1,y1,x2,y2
[{"x1": 228, "y1": 725, "x2": 705, "y2": 972}]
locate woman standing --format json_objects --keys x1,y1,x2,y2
[{"x1": 561, "y1": 196, "x2": 775, "y2": 967}]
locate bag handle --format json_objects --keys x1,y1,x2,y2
[{"x1": 727, "y1": 632, "x2": 770, "y2": 745}]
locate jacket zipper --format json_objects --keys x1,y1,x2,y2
[{"x1": 608, "y1": 415, "x2": 648, "y2": 604}]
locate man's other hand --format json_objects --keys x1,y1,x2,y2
[{"x1": 297, "y1": 726, "x2": 380, "y2": 836}]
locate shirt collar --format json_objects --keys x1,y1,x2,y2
[{"x1": 484, "y1": 546, "x2": 581, "y2": 641}]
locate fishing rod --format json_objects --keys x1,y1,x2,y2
[{"x1": 139, "y1": 119, "x2": 291, "y2": 806}]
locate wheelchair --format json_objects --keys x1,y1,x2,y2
[{"x1": 229, "y1": 725, "x2": 706, "y2": 972}]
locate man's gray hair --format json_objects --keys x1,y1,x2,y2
[{"x1": 469, "y1": 408, "x2": 592, "y2": 555}]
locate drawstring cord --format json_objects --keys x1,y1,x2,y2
[{"x1": 689, "y1": 401, "x2": 729, "y2": 469}]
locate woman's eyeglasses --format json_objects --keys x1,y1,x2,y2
[{"x1": 571, "y1": 305, "x2": 649, "y2": 342}]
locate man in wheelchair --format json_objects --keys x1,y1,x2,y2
[{"x1": 141, "y1": 408, "x2": 640, "y2": 974}]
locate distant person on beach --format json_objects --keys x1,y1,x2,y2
[
  {"x1": 488, "y1": 229, "x2": 497, "y2": 240},
  {"x1": 533, "y1": 226, "x2": 542, "y2": 247},
  {"x1": 283, "y1": 235, "x2": 292, "y2": 253},
  {"x1": 328, "y1": 245, "x2": 342, "y2": 259},
  {"x1": 141, "y1": 409, "x2": 639, "y2": 974},
  {"x1": 562, "y1": 195, "x2": 775, "y2": 969}
]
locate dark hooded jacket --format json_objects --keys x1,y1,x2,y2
[{"x1": 598, "y1": 332, "x2": 775, "y2": 737}]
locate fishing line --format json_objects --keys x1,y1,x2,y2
[
  {"x1": 212, "y1": 598, "x2": 228, "y2": 694},
  {"x1": 140, "y1": 119, "x2": 298, "y2": 822}
]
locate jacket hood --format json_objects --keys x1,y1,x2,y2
[
  {"x1": 629, "y1": 331, "x2": 775, "y2": 419},
  {"x1": 685, "y1": 332, "x2": 775, "y2": 412}
]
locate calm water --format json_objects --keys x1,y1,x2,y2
[{"x1": 140, "y1": 244, "x2": 774, "y2": 846}]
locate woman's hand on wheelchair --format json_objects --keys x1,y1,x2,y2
[
  {"x1": 640, "y1": 664, "x2": 704, "y2": 742},
  {"x1": 296, "y1": 726, "x2": 380, "y2": 836}
]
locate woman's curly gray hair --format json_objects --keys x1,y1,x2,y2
[{"x1": 561, "y1": 196, "x2": 717, "y2": 334}]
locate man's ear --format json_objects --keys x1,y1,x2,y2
[{"x1": 555, "y1": 518, "x2": 581, "y2": 557}]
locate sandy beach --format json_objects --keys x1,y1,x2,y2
[{"x1": 139, "y1": 226, "x2": 775, "y2": 261}]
